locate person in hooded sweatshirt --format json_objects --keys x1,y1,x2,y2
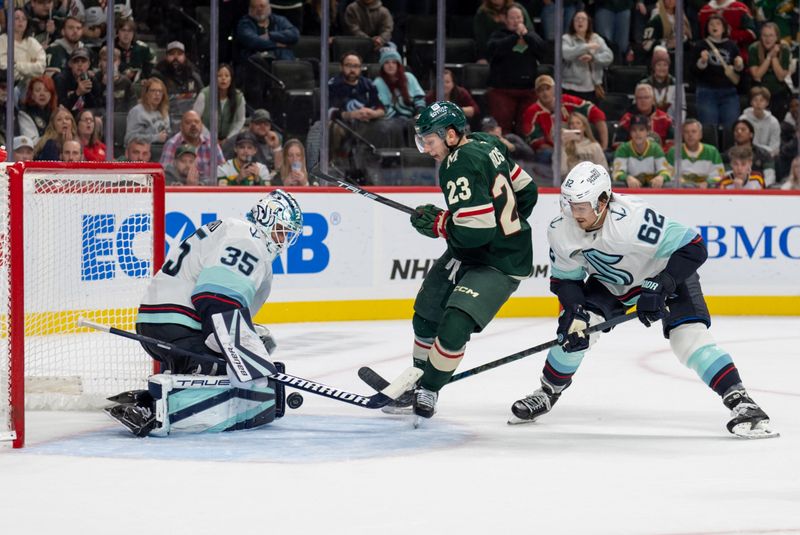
[
  {"x1": 739, "y1": 86, "x2": 781, "y2": 159},
  {"x1": 343, "y1": 0, "x2": 394, "y2": 52}
]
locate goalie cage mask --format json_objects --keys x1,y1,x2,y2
[{"x1": 247, "y1": 189, "x2": 304, "y2": 256}]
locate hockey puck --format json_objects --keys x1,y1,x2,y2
[{"x1": 287, "y1": 392, "x2": 304, "y2": 409}]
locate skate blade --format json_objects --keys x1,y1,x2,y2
[
  {"x1": 381, "y1": 405, "x2": 413, "y2": 415},
  {"x1": 413, "y1": 415, "x2": 425, "y2": 429},
  {"x1": 507, "y1": 414, "x2": 538, "y2": 426},
  {"x1": 731, "y1": 420, "x2": 780, "y2": 439}
]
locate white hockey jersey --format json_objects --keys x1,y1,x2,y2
[
  {"x1": 548, "y1": 194, "x2": 698, "y2": 305},
  {"x1": 137, "y1": 219, "x2": 274, "y2": 330}
]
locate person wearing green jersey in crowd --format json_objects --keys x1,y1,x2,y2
[{"x1": 395, "y1": 101, "x2": 539, "y2": 421}]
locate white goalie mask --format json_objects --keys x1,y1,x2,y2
[
  {"x1": 560, "y1": 162, "x2": 612, "y2": 218},
  {"x1": 247, "y1": 190, "x2": 303, "y2": 256}
]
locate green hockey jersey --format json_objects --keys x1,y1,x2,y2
[{"x1": 438, "y1": 132, "x2": 538, "y2": 278}]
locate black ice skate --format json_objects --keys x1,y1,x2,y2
[
  {"x1": 381, "y1": 388, "x2": 415, "y2": 415},
  {"x1": 508, "y1": 378, "x2": 569, "y2": 425},
  {"x1": 413, "y1": 386, "x2": 438, "y2": 427},
  {"x1": 104, "y1": 403, "x2": 157, "y2": 437},
  {"x1": 722, "y1": 389, "x2": 779, "y2": 439}
]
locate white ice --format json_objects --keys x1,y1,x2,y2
[{"x1": 2, "y1": 317, "x2": 799, "y2": 535}]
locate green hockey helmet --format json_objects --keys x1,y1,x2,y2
[{"x1": 414, "y1": 101, "x2": 467, "y2": 152}]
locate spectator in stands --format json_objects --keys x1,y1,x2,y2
[
  {"x1": 217, "y1": 131, "x2": 271, "y2": 186},
  {"x1": 343, "y1": 0, "x2": 394, "y2": 52},
  {"x1": 13, "y1": 135, "x2": 36, "y2": 162},
  {"x1": 486, "y1": 4, "x2": 547, "y2": 134},
  {"x1": 698, "y1": 0, "x2": 755, "y2": 58},
  {"x1": 780, "y1": 156, "x2": 800, "y2": 191},
  {"x1": 54, "y1": 47, "x2": 103, "y2": 113},
  {"x1": 748, "y1": 22, "x2": 791, "y2": 120},
  {"x1": 302, "y1": 0, "x2": 342, "y2": 36},
  {"x1": 99, "y1": 45, "x2": 136, "y2": 113},
  {"x1": 778, "y1": 96, "x2": 798, "y2": 180},
  {"x1": 235, "y1": 0, "x2": 300, "y2": 63},
  {"x1": 719, "y1": 145, "x2": 765, "y2": 189},
  {"x1": 640, "y1": 46, "x2": 685, "y2": 120},
  {"x1": 76, "y1": 108, "x2": 107, "y2": 162},
  {"x1": 522, "y1": 74, "x2": 609, "y2": 163},
  {"x1": 165, "y1": 144, "x2": 201, "y2": 186},
  {"x1": 612, "y1": 114, "x2": 671, "y2": 188},
  {"x1": 275, "y1": 138, "x2": 314, "y2": 186},
  {"x1": 593, "y1": 0, "x2": 634, "y2": 61},
  {"x1": 0, "y1": 8, "x2": 46, "y2": 92},
  {"x1": 25, "y1": 0, "x2": 63, "y2": 46},
  {"x1": 473, "y1": 0, "x2": 535, "y2": 63},
  {"x1": 121, "y1": 136, "x2": 152, "y2": 162},
  {"x1": 19, "y1": 75, "x2": 58, "y2": 140},
  {"x1": 739, "y1": 87, "x2": 780, "y2": 158},
  {"x1": 424, "y1": 68, "x2": 480, "y2": 120},
  {"x1": 327, "y1": 51, "x2": 386, "y2": 172},
  {"x1": 617, "y1": 83, "x2": 674, "y2": 148},
  {"x1": 540, "y1": 0, "x2": 581, "y2": 41},
  {"x1": 60, "y1": 139, "x2": 83, "y2": 162},
  {"x1": 561, "y1": 111, "x2": 609, "y2": 178},
  {"x1": 666, "y1": 118, "x2": 725, "y2": 187},
  {"x1": 753, "y1": 0, "x2": 793, "y2": 41},
  {"x1": 562, "y1": 11, "x2": 613, "y2": 105},
  {"x1": 34, "y1": 105, "x2": 77, "y2": 160},
  {"x1": 222, "y1": 109, "x2": 283, "y2": 170},
  {"x1": 115, "y1": 18, "x2": 156, "y2": 83},
  {"x1": 154, "y1": 41, "x2": 204, "y2": 104},
  {"x1": 162, "y1": 110, "x2": 225, "y2": 186},
  {"x1": 82, "y1": 7, "x2": 106, "y2": 56},
  {"x1": 481, "y1": 116, "x2": 537, "y2": 165},
  {"x1": 642, "y1": 0, "x2": 692, "y2": 57},
  {"x1": 373, "y1": 46, "x2": 426, "y2": 120},
  {"x1": 125, "y1": 77, "x2": 171, "y2": 146},
  {"x1": 691, "y1": 14, "x2": 743, "y2": 130},
  {"x1": 194, "y1": 64, "x2": 246, "y2": 142},
  {"x1": 728, "y1": 118, "x2": 775, "y2": 185},
  {"x1": 45, "y1": 15, "x2": 85, "y2": 76}
]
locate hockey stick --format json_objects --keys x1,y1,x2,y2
[
  {"x1": 309, "y1": 169, "x2": 416, "y2": 215},
  {"x1": 77, "y1": 318, "x2": 421, "y2": 409},
  {"x1": 358, "y1": 312, "x2": 639, "y2": 391}
]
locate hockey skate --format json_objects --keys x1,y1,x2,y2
[
  {"x1": 104, "y1": 403, "x2": 158, "y2": 437},
  {"x1": 381, "y1": 388, "x2": 415, "y2": 415},
  {"x1": 722, "y1": 389, "x2": 779, "y2": 439},
  {"x1": 412, "y1": 387, "x2": 438, "y2": 427},
  {"x1": 508, "y1": 378, "x2": 569, "y2": 425}
]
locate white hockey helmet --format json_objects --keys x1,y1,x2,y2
[
  {"x1": 560, "y1": 161, "x2": 612, "y2": 217},
  {"x1": 247, "y1": 189, "x2": 303, "y2": 256}
]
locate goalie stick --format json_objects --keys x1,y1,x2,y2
[
  {"x1": 358, "y1": 313, "x2": 638, "y2": 391},
  {"x1": 309, "y1": 169, "x2": 416, "y2": 215},
  {"x1": 77, "y1": 318, "x2": 421, "y2": 410}
]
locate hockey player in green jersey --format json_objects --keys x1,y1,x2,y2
[{"x1": 400, "y1": 101, "x2": 538, "y2": 420}]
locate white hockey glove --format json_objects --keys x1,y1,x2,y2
[{"x1": 254, "y1": 324, "x2": 277, "y2": 355}]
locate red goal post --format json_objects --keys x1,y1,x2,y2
[{"x1": 1, "y1": 161, "x2": 165, "y2": 448}]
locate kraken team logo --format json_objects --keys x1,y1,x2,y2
[{"x1": 582, "y1": 249, "x2": 633, "y2": 286}]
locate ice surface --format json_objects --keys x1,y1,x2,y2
[{"x1": 2, "y1": 317, "x2": 799, "y2": 535}]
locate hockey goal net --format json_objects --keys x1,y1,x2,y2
[{"x1": 0, "y1": 162, "x2": 164, "y2": 448}]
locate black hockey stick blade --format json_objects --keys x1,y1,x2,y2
[
  {"x1": 310, "y1": 169, "x2": 416, "y2": 215},
  {"x1": 78, "y1": 318, "x2": 422, "y2": 410},
  {"x1": 358, "y1": 313, "x2": 639, "y2": 388}
]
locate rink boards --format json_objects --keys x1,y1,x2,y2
[{"x1": 160, "y1": 188, "x2": 799, "y2": 322}]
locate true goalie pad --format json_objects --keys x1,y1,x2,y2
[
  {"x1": 147, "y1": 373, "x2": 279, "y2": 436},
  {"x1": 212, "y1": 309, "x2": 278, "y2": 382}
]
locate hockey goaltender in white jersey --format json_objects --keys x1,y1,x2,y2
[
  {"x1": 105, "y1": 190, "x2": 304, "y2": 437},
  {"x1": 509, "y1": 162, "x2": 777, "y2": 439}
]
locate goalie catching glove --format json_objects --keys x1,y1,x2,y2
[{"x1": 411, "y1": 204, "x2": 450, "y2": 239}]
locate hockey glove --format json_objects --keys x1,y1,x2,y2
[
  {"x1": 556, "y1": 305, "x2": 591, "y2": 353},
  {"x1": 636, "y1": 274, "x2": 676, "y2": 327},
  {"x1": 411, "y1": 204, "x2": 450, "y2": 239}
]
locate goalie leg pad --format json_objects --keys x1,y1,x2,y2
[{"x1": 147, "y1": 374, "x2": 276, "y2": 436}]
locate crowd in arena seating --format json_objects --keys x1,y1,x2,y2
[{"x1": 0, "y1": 0, "x2": 797, "y2": 189}]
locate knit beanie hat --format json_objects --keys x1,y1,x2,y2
[{"x1": 379, "y1": 46, "x2": 402, "y2": 67}]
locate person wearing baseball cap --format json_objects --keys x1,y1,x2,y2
[
  {"x1": 217, "y1": 130, "x2": 272, "y2": 186},
  {"x1": 54, "y1": 46, "x2": 103, "y2": 111},
  {"x1": 154, "y1": 40, "x2": 203, "y2": 101},
  {"x1": 221, "y1": 109, "x2": 283, "y2": 170},
  {"x1": 12, "y1": 136, "x2": 35, "y2": 162},
  {"x1": 165, "y1": 144, "x2": 200, "y2": 186},
  {"x1": 612, "y1": 114, "x2": 671, "y2": 189}
]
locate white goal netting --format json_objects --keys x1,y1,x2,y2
[{"x1": 1, "y1": 163, "x2": 164, "y2": 447}]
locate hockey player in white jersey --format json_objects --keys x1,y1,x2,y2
[
  {"x1": 106, "y1": 190, "x2": 303, "y2": 437},
  {"x1": 509, "y1": 162, "x2": 777, "y2": 438}
]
